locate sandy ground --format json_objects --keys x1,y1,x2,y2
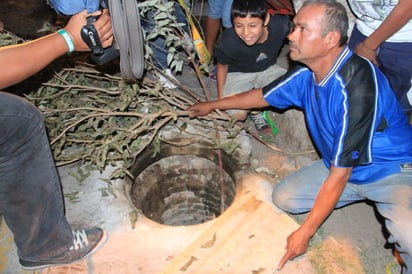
[
  {"x1": 0, "y1": 131, "x2": 402, "y2": 274},
  {"x1": 248, "y1": 137, "x2": 403, "y2": 274}
]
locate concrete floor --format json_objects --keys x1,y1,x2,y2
[
  {"x1": 0, "y1": 161, "x2": 315, "y2": 274},
  {"x1": 0, "y1": 134, "x2": 401, "y2": 274}
]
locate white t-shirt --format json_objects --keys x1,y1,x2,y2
[{"x1": 347, "y1": 0, "x2": 412, "y2": 42}]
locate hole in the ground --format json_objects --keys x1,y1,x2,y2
[{"x1": 127, "y1": 139, "x2": 237, "y2": 226}]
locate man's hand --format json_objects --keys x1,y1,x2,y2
[
  {"x1": 277, "y1": 228, "x2": 312, "y2": 270},
  {"x1": 277, "y1": 166, "x2": 351, "y2": 270},
  {"x1": 186, "y1": 102, "x2": 215, "y2": 117},
  {"x1": 64, "y1": 9, "x2": 113, "y2": 52}
]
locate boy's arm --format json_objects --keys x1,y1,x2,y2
[
  {"x1": 0, "y1": 10, "x2": 113, "y2": 89},
  {"x1": 187, "y1": 88, "x2": 269, "y2": 117},
  {"x1": 216, "y1": 62, "x2": 229, "y2": 98}
]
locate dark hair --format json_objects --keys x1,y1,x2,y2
[
  {"x1": 302, "y1": 0, "x2": 348, "y2": 46},
  {"x1": 231, "y1": 0, "x2": 268, "y2": 22}
]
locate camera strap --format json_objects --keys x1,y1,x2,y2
[{"x1": 108, "y1": 0, "x2": 145, "y2": 79}]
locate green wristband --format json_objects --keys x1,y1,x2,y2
[{"x1": 57, "y1": 29, "x2": 74, "y2": 53}]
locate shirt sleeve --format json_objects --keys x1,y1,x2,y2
[
  {"x1": 263, "y1": 65, "x2": 310, "y2": 109},
  {"x1": 333, "y1": 56, "x2": 376, "y2": 167}
]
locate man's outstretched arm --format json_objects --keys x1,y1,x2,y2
[{"x1": 187, "y1": 88, "x2": 269, "y2": 117}]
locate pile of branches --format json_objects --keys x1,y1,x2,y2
[
  {"x1": 0, "y1": 28, "x2": 24, "y2": 46},
  {"x1": 4, "y1": 0, "x2": 243, "y2": 180},
  {"x1": 27, "y1": 66, "x2": 241, "y2": 180}
]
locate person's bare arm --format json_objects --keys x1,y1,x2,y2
[
  {"x1": 0, "y1": 9, "x2": 113, "y2": 89},
  {"x1": 187, "y1": 88, "x2": 269, "y2": 117},
  {"x1": 216, "y1": 62, "x2": 228, "y2": 98},
  {"x1": 355, "y1": 0, "x2": 412, "y2": 65},
  {"x1": 277, "y1": 166, "x2": 352, "y2": 270}
]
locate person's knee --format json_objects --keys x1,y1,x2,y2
[
  {"x1": 12, "y1": 99, "x2": 44, "y2": 135},
  {"x1": 272, "y1": 183, "x2": 300, "y2": 213},
  {"x1": 6, "y1": 95, "x2": 42, "y2": 123},
  {"x1": 21, "y1": 99, "x2": 43, "y2": 125}
]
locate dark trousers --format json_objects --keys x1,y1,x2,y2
[
  {"x1": 0, "y1": 92, "x2": 72, "y2": 261},
  {"x1": 140, "y1": 0, "x2": 191, "y2": 70}
]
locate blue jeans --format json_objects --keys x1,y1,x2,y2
[
  {"x1": 47, "y1": 0, "x2": 100, "y2": 15},
  {"x1": 0, "y1": 92, "x2": 72, "y2": 261},
  {"x1": 140, "y1": 0, "x2": 191, "y2": 70},
  {"x1": 272, "y1": 160, "x2": 412, "y2": 271},
  {"x1": 349, "y1": 25, "x2": 412, "y2": 114}
]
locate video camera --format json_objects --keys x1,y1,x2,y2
[
  {"x1": 47, "y1": 0, "x2": 119, "y2": 65},
  {"x1": 80, "y1": 0, "x2": 120, "y2": 65},
  {"x1": 48, "y1": 0, "x2": 144, "y2": 79}
]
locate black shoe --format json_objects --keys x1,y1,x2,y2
[{"x1": 19, "y1": 227, "x2": 106, "y2": 270}]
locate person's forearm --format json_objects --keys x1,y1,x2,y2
[
  {"x1": 363, "y1": 0, "x2": 412, "y2": 49},
  {"x1": 216, "y1": 63, "x2": 228, "y2": 99},
  {"x1": 299, "y1": 166, "x2": 352, "y2": 237},
  {"x1": 210, "y1": 88, "x2": 269, "y2": 110},
  {"x1": 0, "y1": 32, "x2": 68, "y2": 89}
]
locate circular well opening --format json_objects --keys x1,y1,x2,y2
[{"x1": 127, "y1": 139, "x2": 237, "y2": 226}]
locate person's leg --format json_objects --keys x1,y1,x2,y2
[
  {"x1": 174, "y1": 0, "x2": 191, "y2": 32},
  {"x1": 0, "y1": 92, "x2": 72, "y2": 260},
  {"x1": 223, "y1": 72, "x2": 257, "y2": 96},
  {"x1": 377, "y1": 42, "x2": 412, "y2": 114},
  {"x1": 206, "y1": 0, "x2": 224, "y2": 56},
  {"x1": 140, "y1": 11, "x2": 169, "y2": 70},
  {"x1": 141, "y1": 1, "x2": 190, "y2": 88},
  {"x1": 224, "y1": 65, "x2": 285, "y2": 99},
  {"x1": 361, "y1": 166, "x2": 412, "y2": 272},
  {"x1": 140, "y1": 0, "x2": 192, "y2": 70},
  {"x1": 222, "y1": 68, "x2": 284, "y2": 135},
  {"x1": 250, "y1": 64, "x2": 286, "y2": 136},
  {"x1": 272, "y1": 160, "x2": 363, "y2": 213},
  {"x1": 221, "y1": 0, "x2": 233, "y2": 28},
  {"x1": 255, "y1": 64, "x2": 286, "y2": 88},
  {"x1": 220, "y1": 72, "x2": 256, "y2": 120},
  {"x1": 205, "y1": 18, "x2": 221, "y2": 57},
  {"x1": 0, "y1": 93, "x2": 106, "y2": 270}
]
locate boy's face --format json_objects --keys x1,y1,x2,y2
[{"x1": 233, "y1": 15, "x2": 269, "y2": 46}]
